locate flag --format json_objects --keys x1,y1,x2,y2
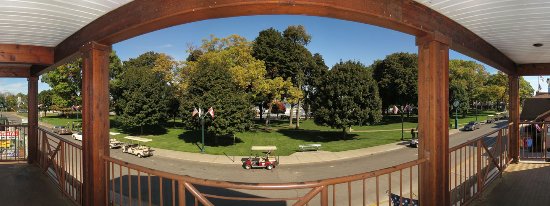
[
  {"x1": 192, "y1": 108, "x2": 198, "y2": 117},
  {"x1": 535, "y1": 124, "x2": 542, "y2": 132},
  {"x1": 208, "y1": 107, "x2": 214, "y2": 118},
  {"x1": 392, "y1": 105, "x2": 399, "y2": 114}
]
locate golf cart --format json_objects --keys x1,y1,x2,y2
[
  {"x1": 122, "y1": 136, "x2": 153, "y2": 158},
  {"x1": 410, "y1": 128, "x2": 418, "y2": 148},
  {"x1": 109, "y1": 138, "x2": 124, "y2": 149},
  {"x1": 243, "y1": 146, "x2": 279, "y2": 170}
]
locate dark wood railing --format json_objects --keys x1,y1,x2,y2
[
  {"x1": 448, "y1": 123, "x2": 511, "y2": 206},
  {"x1": 37, "y1": 126, "x2": 83, "y2": 205},
  {"x1": 104, "y1": 155, "x2": 426, "y2": 206},
  {"x1": 0, "y1": 124, "x2": 28, "y2": 162}
]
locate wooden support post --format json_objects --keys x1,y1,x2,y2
[
  {"x1": 508, "y1": 75, "x2": 520, "y2": 163},
  {"x1": 81, "y1": 42, "x2": 111, "y2": 206},
  {"x1": 27, "y1": 74, "x2": 38, "y2": 164},
  {"x1": 417, "y1": 33, "x2": 450, "y2": 206}
]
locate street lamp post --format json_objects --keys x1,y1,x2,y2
[
  {"x1": 193, "y1": 107, "x2": 214, "y2": 153},
  {"x1": 474, "y1": 101, "x2": 478, "y2": 122},
  {"x1": 453, "y1": 100, "x2": 459, "y2": 129}
]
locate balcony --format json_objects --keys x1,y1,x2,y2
[{"x1": 0, "y1": 121, "x2": 547, "y2": 205}]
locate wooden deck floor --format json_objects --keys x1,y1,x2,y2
[
  {"x1": 0, "y1": 162, "x2": 75, "y2": 206},
  {"x1": 471, "y1": 162, "x2": 550, "y2": 206}
]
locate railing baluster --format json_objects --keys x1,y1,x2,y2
[
  {"x1": 178, "y1": 180, "x2": 186, "y2": 206},
  {"x1": 138, "y1": 170, "x2": 142, "y2": 206},
  {"x1": 160, "y1": 176, "x2": 164, "y2": 206},
  {"x1": 348, "y1": 181, "x2": 352, "y2": 206},
  {"x1": 375, "y1": 176, "x2": 379, "y2": 206}
]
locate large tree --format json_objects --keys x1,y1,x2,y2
[
  {"x1": 181, "y1": 36, "x2": 259, "y2": 136},
  {"x1": 371, "y1": 52, "x2": 418, "y2": 113},
  {"x1": 38, "y1": 90, "x2": 54, "y2": 116},
  {"x1": 485, "y1": 72, "x2": 534, "y2": 110},
  {"x1": 253, "y1": 25, "x2": 316, "y2": 128},
  {"x1": 448, "y1": 60, "x2": 489, "y2": 116},
  {"x1": 113, "y1": 52, "x2": 174, "y2": 133},
  {"x1": 43, "y1": 51, "x2": 122, "y2": 112},
  {"x1": 313, "y1": 60, "x2": 382, "y2": 137}
]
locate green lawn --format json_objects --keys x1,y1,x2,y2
[{"x1": 37, "y1": 110, "x2": 498, "y2": 156}]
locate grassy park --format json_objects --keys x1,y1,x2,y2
[{"x1": 36, "y1": 110, "x2": 498, "y2": 156}]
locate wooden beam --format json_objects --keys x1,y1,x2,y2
[
  {"x1": 0, "y1": 64, "x2": 30, "y2": 77},
  {"x1": 517, "y1": 64, "x2": 550, "y2": 76},
  {"x1": 27, "y1": 75, "x2": 38, "y2": 164},
  {"x1": 53, "y1": 0, "x2": 516, "y2": 74},
  {"x1": 81, "y1": 42, "x2": 110, "y2": 206},
  {"x1": 508, "y1": 75, "x2": 520, "y2": 163},
  {"x1": 0, "y1": 44, "x2": 53, "y2": 65},
  {"x1": 417, "y1": 34, "x2": 450, "y2": 206}
]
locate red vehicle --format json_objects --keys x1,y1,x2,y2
[{"x1": 243, "y1": 146, "x2": 279, "y2": 170}]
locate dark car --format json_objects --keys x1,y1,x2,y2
[
  {"x1": 52, "y1": 126, "x2": 72, "y2": 135},
  {"x1": 463, "y1": 121, "x2": 480, "y2": 131}
]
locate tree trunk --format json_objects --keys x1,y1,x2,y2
[
  {"x1": 342, "y1": 127, "x2": 347, "y2": 139},
  {"x1": 265, "y1": 102, "x2": 272, "y2": 127},
  {"x1": 259, "y1": 103, "x2": 263, "y2": 121},
  {"x1": 289, "y1": 104, "x2": 294, "y2": 127},
  {"x1": 295, "y1": 100, "x2": 301, "y2": 129}
]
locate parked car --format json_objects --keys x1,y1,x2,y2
[
  {"x1": 52, "y1": 126, "x2": 72, "y2": 135},
  {"x1": 72, "y1": 132, "x2": 82, "y2": 141},
  {"x1": 463, "y1": 121, "x2": 480, "y2": 131}
]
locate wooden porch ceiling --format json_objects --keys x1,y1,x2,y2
[{"x1": 1, "y1": 0, "x2": 550, "y2": 76}]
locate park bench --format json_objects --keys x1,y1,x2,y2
[{"x1": 298, "y1": 144, "x2": 322, "y2": 151}]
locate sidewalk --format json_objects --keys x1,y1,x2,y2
[{"x1": 157, "y1": 128, "x2": 462, "y2": 165}]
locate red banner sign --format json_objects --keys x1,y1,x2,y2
[{"x1": 0, "y1": 130, "x2": 19, "y2": 139}]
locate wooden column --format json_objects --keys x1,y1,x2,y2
[
  {"x1": 508, "y1": 75, "x2": 520, "y2": 163},
  {"x1": 27, "y1": 75, "x2": 38, "y2": 164},
  {"x1": 417, "y1": 33, "x2": 450, "y2": 206},
  {"x1": 81, "y1": 42, "x2": 111, "y2": 206}
]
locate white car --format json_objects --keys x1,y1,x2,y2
[{"x1": 72, "y1": 132, "x2": 83, "y2": 141}]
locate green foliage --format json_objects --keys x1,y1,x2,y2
[
  {"x1": 181, "y1": 35, "x2": 258, "y2": 136},
  {"x1": 371, "y1": 52, "x2": 418, "y2": 110},
  {"x1": 313, "y1": 60, "x2": 382, "y2": 133},
  {"x1": 43, "y1": 51, "x2": 122, "y2": 111},
  {"x1": 42, "y1": 59, "x2": 82, "y2": 109},
  {"x1": 182, "y1": 53, "x2": 255, "y2": 136},
  {"x1": 38, "y1": 90, "x2": 53, "y2": 113},
  {"x1": 113, "y1": 52, "x2": 174, "y2": 132}
]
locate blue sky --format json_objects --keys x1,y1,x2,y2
[{"x1": 0, "y1": 15, "x2": 545, "y2": 94}]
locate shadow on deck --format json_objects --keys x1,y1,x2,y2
[
  {"x1": 471, "y1": 162, "x2": 550, "y2": 206},
  {"x1": 0, "y1": 162, "x2": 75, "y2": 206}
]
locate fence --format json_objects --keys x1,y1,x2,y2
[
  {"x1": 104, "y1": 155, "x2": 426, "y2": 206},
  {"x1": 37, "y1": 126, "x2": 83, "y2": 205},
  {"x1": 448, "y1": 124, "x2": 511, "y2": 206},
  {"x1": 519, "y1": 122, "x2": 549, "y2": 160},
  {"x1": 0, "y1": 124, "x2": 27, "y2": 161}
]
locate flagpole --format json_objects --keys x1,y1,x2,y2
[{"x1": 201, "y1": 115, "x2": 205, "y2": 153}]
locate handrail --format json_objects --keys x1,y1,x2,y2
[
  {"x1": 449, "y1": 124, "x2": 508, "y2": 152},
  {"x1": 104, "y1": 155, "x2": 426, "y2": 190},
  {"x1": 38, "y1": 126, "x2": 82, "y2": 149}
]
